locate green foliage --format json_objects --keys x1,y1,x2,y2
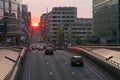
[
  {"x1": 71, "y1": 31, "x2": 76, "y2": 39},
  {"x1": 57, "y1": 27, "x2": 65, "y2": 42},
  {"x1": 76, "y1": 36, "x2": 82, "y2": 45}
]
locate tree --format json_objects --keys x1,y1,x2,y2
[
  {"x1": 76, "y1": 36, "x2": 82, "y2": 45},
  {"x1": 86, "y1": 32, "x2": 92, "y2": 41},
  {"x1": 57, "y1": 27, "x2": 64, "y2": 45},
  {"x1": 71, "y1": 31, "x2": 76, "y2": 39}
]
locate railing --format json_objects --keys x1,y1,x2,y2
[
  {"x1": 68, "y1": 46, "x2": 120, "y2": 70},
  {"x1": 4, "y1": 47, "x2": 28, "y2": 80},
  {"x1": 81, "y1": 46, "x2": 120, "y2": 70}
]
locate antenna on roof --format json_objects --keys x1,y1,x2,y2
[{"x1": 46, "y1": 7, "x2": 48, "y2": 13}]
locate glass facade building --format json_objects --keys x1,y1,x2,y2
[
  {"x1": 93, "y1": 0, "x2": 120, "y2": 43},
  {"x1": 0, "y1": 0, "x2": 22, "y2": 45}
]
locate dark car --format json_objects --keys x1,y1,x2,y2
[
  {"x1": 70, "y1": 56, "x2": 84, "y2": 66},
  {"x1": 45, "y1": 47, "x2": 54, "y2": 55}
]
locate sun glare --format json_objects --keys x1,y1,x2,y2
[{"x1": 33, "y1": 23, "x2": 38, "y2": 26}]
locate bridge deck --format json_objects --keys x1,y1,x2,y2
[{"x1": 0, "y1": 49, "x2": 19, "y2": 80}]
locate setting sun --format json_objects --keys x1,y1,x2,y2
[{"x1": 32, "y1": 23, "x2": 38, "y2": 27}]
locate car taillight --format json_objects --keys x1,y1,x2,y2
[{"x1": 71, "y1": 60, "x2": 76, "y2": 62}]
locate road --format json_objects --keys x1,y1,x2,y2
[{"x1": 20, "y1": 50, "x2": 116, "y2": 80}]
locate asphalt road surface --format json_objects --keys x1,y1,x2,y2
[{"x1": 20, "y1": 50, "x2": 117, "y2": 80}]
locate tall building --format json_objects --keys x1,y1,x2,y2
[
  {"x1": 21, "y1": 4, "x2": 32, "y2": 46},
  {"x1": 93, "y1": 0, "x2": 120, "y2": 43},
  {"x1": 26, "y1": 12, "x2": 31, "y2": 36},
  {"x1": 41, "y1": 7, "x2": 92, "y2": 43},
  {"x1": 41, "y1": 13, "x2": 49, "y2": 41},
  {"x1": 0, "y1": 0, "x2": 22, "y2": 45}
]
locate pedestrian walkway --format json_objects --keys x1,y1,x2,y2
[
  {"x1": 0, "y1": 49, "x2": 19, "y2": 80},
  {"x1": 84, "y1": 47, "x2": 120, "y2": 64}
]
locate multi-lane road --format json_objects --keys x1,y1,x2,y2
[{"x1": 19, "y1": 50, "x2": 117, "y2": 80}]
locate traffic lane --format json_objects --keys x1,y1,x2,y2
[
  {"x1": 46, "y1": 55, "x2": 76, "y2": 80},
  {"x1": 60, "y1": 50, "x2": 116, "y2": 80},
  {"x1": 28, "y1": 50, "x2": 73, "y2": 80},
  {"x1": 29, "y1": 50, "x2": 91, "y2": 80},
  {"x1": 25, "y1": 50, "x2": 115, "y2": 80},
  {"x1": 54, "y1": 51, "x2": 102, "y2": 80},
  {"x1": 54, "y1": 50, "x2": 116, "y2": 80},
  {"x1": 27, "y1": 50, "x2": 50, "y2": 80},
  {"x1": 40, "y1": 50, "x2": 101, "y2": 80}
]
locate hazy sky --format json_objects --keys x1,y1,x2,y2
[{"x1": 22, "y1": 0, "x2": 92, "y2": 23}]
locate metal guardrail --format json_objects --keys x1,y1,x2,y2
[{"x1": 69, "y1": 46, "x2": 120, "y2": 70}]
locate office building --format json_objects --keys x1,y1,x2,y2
[
  {"x1": 41, "y1": 7, "x2": 92, "y2": 43},
  {"x1": 0, "y1": 0, "x2": 22, "y2": 45},
  {"x1": 93, "y1": 0, "x2": 120, "y2": 43}
]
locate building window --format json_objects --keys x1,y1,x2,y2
[
  {"x1": 53, "y1": 28, "x2": 57, "y2": 30},
  {"x1": 0, "y1": 1, "x2": 3, "y2": 8},
  {"x1": 62, "y1": 12, "x2": 65, "y2": 14},
  {"x1": 5, "y1": 1, "x2": 9, "y2": 9},
  {"x1": 0, "y1": 8, "x2": 4, "y2": 17},
  {"x1": 71, "y1": 16, "x2": 74, "y2": 18},
  {"x1": 53, "y1": 24, "x2": 57, "y2": 26},
  {"x1": 52, "y1": 16, "x2": 57, "y2": 18},
  {"x1": 58, "y1": 12, "x2": 61, "y2": 14},
  {"x1": 87, "y1": 28, "x2": 92, "y2": 30},
  {"x1": 62, "y1": 16, "x2": 65, "y2": 18},
  {"x1": 11, "y1": 3, "x2": 17, "y2": 11}
]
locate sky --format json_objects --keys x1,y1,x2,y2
[{"x1": 22, "y1": 0, "x2": 92, "y2": 24}]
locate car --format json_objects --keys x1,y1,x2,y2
[
  {"x1": 70, "y1": 56, "x2": 84, "y2": 66},
  {"x1": 31, "y1": 45, "x2": 37, "y2": 50},
  {"x1": 45, "y1": 47, "x2": 54, "y2": 55},
  {"x1": 38, "y1": 46, "x2": 44, "y2": 51}
]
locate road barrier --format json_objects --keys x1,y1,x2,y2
[
  {"x1": 68, "y1": 46, "x2": 120, "y2": 79},
  {"x1": 4, "y1": 47, "x2": 28, "y2": 80}
]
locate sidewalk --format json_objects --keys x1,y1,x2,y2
[
  {"x1": 84, "y1": 47, "x2": 120, "y2": 64},
  {"x1": 0, "y1": 49, "x2": 19, "y2": 80},
  {"x1": 72, "y1": 45, "x2": 120, "y2": 64}
]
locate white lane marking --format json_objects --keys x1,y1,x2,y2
[
  {"x1": 65, "y1": 62, "x2": 68, "y2": 65},
  {"x1": 72, "y1": 72, "x2": 75, "y2": 76},
  {"x1": 46, "y1": 62, "x2": 49, "y2": 65},
  {"x1": 49, "y1": 72, "x2": 53, "y2": 75},
  {"x1": 86, "y1": 63, "x2": 104, "y2": 80}
]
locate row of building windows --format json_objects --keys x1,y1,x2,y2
[
  {"x1": 52, "y1": 28, "x2": 68, "y2": 30},
  {"x1": 51, "y1": 27, "x2": 92, "y2": 31},
  {"x1": 0, "y1": 0, "x2": 21, "y2": 11},
  {"x1": 77, "y1": 19, "x2": 92, "y2": 23},
  {"x1": 52, "y1": 23, "x2": 92, "y2": 26},
  {"x1": 72, "y1": 28, "x2": 92, "y2": 30},
  {"x1": 51, "y1": 32, "x2": 88, "y2": 35},
  {"x1": 53, "y1": 7, "x2": 76, "y2": 11},
  {"x1": 52, "y1": 16, "x2": 75, "y2": 18},
  {"x1": 52, "y1": 12, "x2": 75, "y2": 14},
  {"x1": 73, "y1": 24, "x2": 92, "y2": 26},
  {"x1": 52, "y1": 20, "x2": 74, "y2": 23}
]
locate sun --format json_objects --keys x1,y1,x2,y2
[{"x1": 32, "y1": 23, "x2": 38, "y2": 27}]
